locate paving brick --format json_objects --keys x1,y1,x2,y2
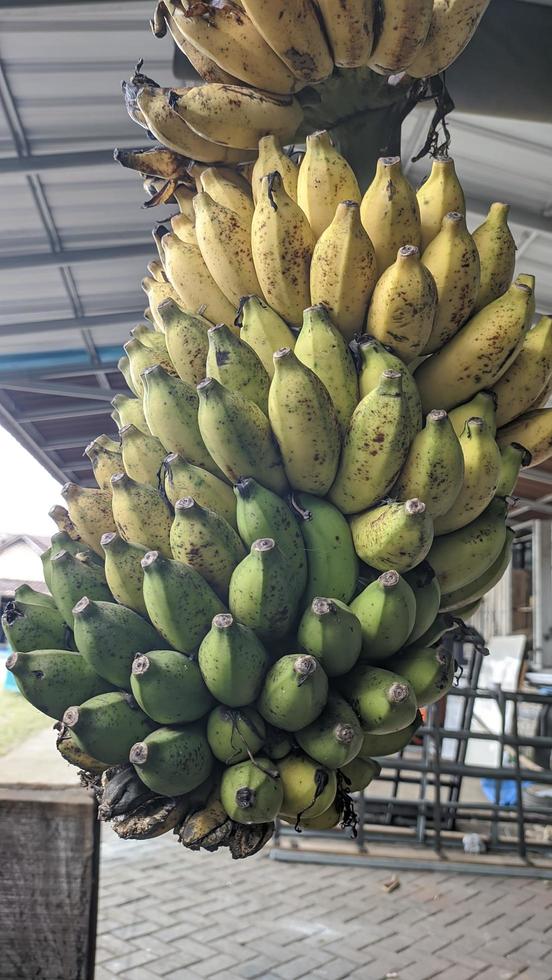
[
  {"x1": 191, "y1": 952, "x2": 239, "y2": 976},
  {"x1": 237, "y1": 956, "x2": 278, "y2": 978},
  {"x1": 309, "y1": 958, "x2": 360, "y2": 980},
  {"x1": 101, "y1": 948, "x2": 158, "y2": 975}
]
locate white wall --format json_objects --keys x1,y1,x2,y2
[{"x1": 0, "y1": 541, "x2": 44, "y2": 583}]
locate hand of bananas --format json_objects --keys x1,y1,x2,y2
[{"x1": 6, "y1": 130, "x2": 550, "y2": 860}]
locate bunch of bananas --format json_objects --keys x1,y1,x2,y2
[{"x1": 6, "y1": 130, "x2": 552, "y2": 860}]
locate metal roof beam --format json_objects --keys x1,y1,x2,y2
[
  {"x1": 517, "y1": 468, "x2": 552, "y2": 487},
  {"x1": 44, "y1": 435, "x2": 105, "y2": 451},
  {"x1": 16, "y1": 402, "x2": 115, "y2": 423},
  {"x1": 0, "y1": 310, "x2": 143, "y2": 338},
  {"x1": 0, "y1": 378, "x2": 115, "y2": 400},
  {"x1": 0, "y1": 242, "x2": 152, "y2": 272},
  {"x1": 0, "y1": 149, "x2": 122, "y2": 177}
]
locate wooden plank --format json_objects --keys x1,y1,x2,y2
[{"x1": 0, "y1": 784, "x2": 99, "y2": 980}]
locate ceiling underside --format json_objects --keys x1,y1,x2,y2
[{"x1": 0, "y1": 1, "x2": 551, "y2": 522}]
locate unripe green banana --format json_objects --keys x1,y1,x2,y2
[
  {"x1": 235, "y1": 294, "x2": 296, "y2": 378},
  {"x1": 41, "y1": 547, "x2": 53, "y2": 593},
  {"x1": 366, "y1": 245, "x2": 437, "y2": 363},
  {"x1": 473, "y1": 203, "x2": 516, "y2": 312},
  {"x1": 411, "y1": 612, "x2": 454, "y2": 647},
  {"x1": 329, "y1": 369, "x2": 410, "y2": 515},
  {"x1": 198, "y1": 376, "x2": 288, "y2": 494},
  {"x1": 339, "y1": 756, "x2": 381, "y2": 792},
  {"x1": 207, "y1": 705, "x2": 266, "y2": 764},
  {"x1": 427, "y1": 497, "x2": 507, "y2": 594},
  {"x1": 358, "y1": 713, "x2": 422, "y2": 759},
  {"x1": 417, "y1": 156, "x2": 465, "y2": 252},
  {"x1": 124, "y1": 334, "x2": 176, "y2": 397},
  {"x1": 170, "y1": 497, "x2": 245, "y2": 601},
  {"x1": 130, "y1": 724, "x2": 214, "y2": 797},
  {"x1": 404, "y1": 563, "x2": 441, "y2": 645},
  {"x1": 6, "y1": 649, "x2": 113, "y2": 720},
  {"x1": 268, "y1": 347, "x2": 341, "y2": 495},
  {"x1": 448, "y1": 390, "x2": 497, "y2": 439},
  {"x1": 2, "y1": 599, "x2": 71, "y2": 654},
  {"x1": 350, "y1": 571, "x2": 416, "y2": 663},
  {"x1": 131, "y1": 650, "x2": 214, "y2": 725},
  {"x1": 337, "y1": 664, "x2": 418, "y2": 734},
  {"x1": 72, "y1": 597, "x2": 162, "y2": 689},
  {"x1": 228, "y1": 537, "x2": 297, "y2": 640},
  {"x1": 50, "y1": 530, "x2": 98, "y2": 564},
  {"x1": 221, "y1": 757, "x2": 283, "y2": 825},
  {"x1": 101, "y1": 532, "x2": 149, "y2": 617},
  {"x1": 439, "y1": 526, "x2": 514, "y2": 612},
  {"x1": 141, "y1": 550, "x2": 225, "y2": 654},
  {"x1": 163, "y1": 454, "x2": 236, "y2": 528},
  {"x1": 294, "y1": 305, "x2": 358, "y2": 432},
  {"x1": 394, "y1": 409, "x2": 464, "y2": 518},
  {"x1": 258, "y1": 654, "x2": 328, "y2": 734},
  {"x1": 49, "y1": 549, "x2": 111, "y2": 627},
  {"x1": 389, "y1": 646, "x2": 455, "y2": 707},
  {"x1": 350, "y1": 498, "x2": 434, "y2": 573},
  {"x1": 297, "y1": 130, "x2": 361, "y2": 239},
  {"x1": 296, "y1": 694, "x2": 363, "y2": 770},
  {"x1": 297, "y1": 597, "x2": 362, "y2": 677},
  {"x1": 85, "y1": 436, "x2": 123, "y2": 492},
  {"x1": 156, "y1": 299, "x2": 210, "y2": 387},
  {"x1": 421, "y1": 211, "x2": 480, "y2": 353},
  {"x1": 496, "y1": 444, "x2": 530, "y2": 497},
  {"x1": 111, "y1": 472, "x2": 173, "y2": 558},
  {"x1": 357, "y1": 335, "x2": 422, "y2": 439},
  {"x1": 278, "y1": 754, "x2": 336, "y2": 823},
  {"x1": 13, "y1": 584, "x2": 58, "y2": 610},
  {"x1": 111, "y1": 393, "x2": 150, "y2": 435},
  {"x1": 434, "y1": 417, "x2": 501, "y2": 535},
  {"x1": 120, "y1": 423, "x2": 166, "y2": 487},
  {"x1": 234, "y1": 478, "x2": 307, "y2": 593},
  {"x1": 198, "y1": 612, "x2": 270, "y2": 707},
  {"x1": 61, "y1": 482, "x2": 116, "y2": 555},
  {"x1": 360, "y1": 156, "x2": 421, "y2": 277},
  {"x1": 206, "y1": 322, "x2": 270, "y2": 414},
  {"x1": 293, "y1": 492, "x2": 358, "y2": 605}
]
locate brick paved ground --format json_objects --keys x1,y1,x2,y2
[{"x1": 96, "y1": 833, "x2": 552, "y2": 980}]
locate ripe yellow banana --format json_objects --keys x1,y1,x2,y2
[
  {"x1": 123, "y1": 335, "x2": 176, "y2": 397},
  {"x1": 394, "y1": 409, "x2": 464, "y2": 518},
  {"x1": 147, "y1": 258, "x2": 167, "y2": 284},
  {"x1": 141, "y1": 276, "x2": 181, "y2": 332},
  {"x1": 61, "y1": 483, "x2": 116, "y2": 555},
  {"x1": 421, "y1": 211, "x2": 480, "y2": 353},
  {"x1": 497, "y1": 408, "x2": 552, "y2": 468},
  {"x1": 251, "y1": 171, "x2": 315, "y2": 328},
  {"x1": 294, "y1": 305, "x2": 358, "y2": 432},
  {"x1": 350, "y1": 498, "x2": 434, "y2": 573},
  {"x1": 156, "y1": 299, "x2": 210, "y2": 387},
  {"x1": 193, "y1": 190, "x2": 261, "y2": 306},
  {"x1": 316, "y1": 0, "x2": 375, "y2": 68},
  {"x1": 408, "y1": 0, "x2": 492, "y2": 78},
  {"x1": 154, "y1": 1, "x2": 241, "y2": 85},
  {"x1": 448, "y1": 390, "x2": 497, "y2": 439},
  {"x1": 416, "y1": 156, "x2": 465, "y2": 251},
  {"x1": 366, "y1": 244, "x2": 437, "y2": 361},
  {"x1": 360, "y1": 156, "x2": 421, "y2": 277},
  {"x1": 174, "y1": 184, "x2": 195, "y2": 221},
  {"x1": 310, "y1": 200, "x2": 376, "y2": 343},
  {"x1": 135, "y1": 85, "x2": 247, "y2": 163},
  {"x1": 252, "y1": 135, "x2": 298, "y2": 204},
  {"x1": 199, "y1": 167, "x2": 254, "y2": 225},
  {"x1": 472, "y1": 203, "x2": 516, "y2": 313},
  {"x1": 120, "y1": 423, "x2": 166, "y2": 488},
  {"x1": 496, "y1": 444, "x2": 530, "y2": 498},
  {"x1": 241, "y1": 0, "x2": 334, "y2": 83},
  {"x1": 297, "y1": 131, "x2": 361, "y2": 240},
  {"x1": 236, "y1": 295, "x2": 296, "y2": 377},
  {"x1": 493, "y1": 316, "x2": 552, "y2": 428},
  {"x1": 433, "y1": 417, "x2": 500, "y2": 535},
  {"x1": 85, "y1": 437, "x2": 124, "y2": 493},
  {"x1": 415, "y1": 281, "x2": 533, "y2": 414},
  {"x1": 368, "y1": 0, "x2": 433, "y2": 74},
  {"x1": 206, "y1": 322, "x2": 270, "y2": 414},
  {"x1": 427, "y1": 498, "x2": 507, "y2": 595},
  {"x1": 111, "y1": 472, "x2": 173, "y2": 557},
  {"x1": 169, "y1": 85, "x2": 303, "y2": 150},
  {"x1": 170, "y1": 212, "x2": 197, "y2": 246},
  {"x1": 160, "y1": 231, "x2": 236, "y2": 324},
  {"x1": 358, "y1": 336, "x2": 422, "y2": 440}
]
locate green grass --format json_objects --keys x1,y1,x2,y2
[{"x1": 0, "y1": 690, "x2": 51, "y2": 757}]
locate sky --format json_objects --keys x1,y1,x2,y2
[{"x1": 0, "y1": 427, "x2": 63, "y2": 537}]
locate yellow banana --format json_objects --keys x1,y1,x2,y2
[
  {"x1": 316, "y1": 0, "x2": 375, "y2": 68},
  {"x1": 358, "y1": 335, "x2": 422, "y2": 440},
  {"x1": 252, "y1": 135, "x2": 298, "y2": 204},
  {"x1": 415, "y1": 281, "x2": 533, "y2": 414},
  {"x1": 199, "y1": 167, "x2": 254, "y2": 225},
  {"x1": 368, "y1": 0, "x2": 433, "y2": 74},
  {"x1": 297, "y1": 131, "x2": 361, "y2": 240},
  {"x1": 360, "y1": 156, "x2": 421, "y2": 276},
  {"x1": 169, "y1": 85, "x2": 303, "y2": 151},
  {"x1": 433, "y1": 417, "x2": 500, "y2": 535},
  {"x1": 61, "y1": 483, "x2": 116, "y2": 556},
  {"x1": 421, "y1": 211, "x2": 480, "y2": 353},
  {"x1": 206, "y1": 322, "x2": 270, "y2": 414},
  {"x1": 294, "y1": 305, "x2": 358, "y2": 432},
  {"x1": 135, "y1": 85, "x2": 247, "y2": 163},
  {"x1": 120, "y1": 423, "x2": 166, "y2": 488},
  {"x1": 236, "y1": 295, "x2": 296, "y2": 377},
  {"x1": 174, "y1": 185, "x2": 195, "y2": 222},
  {"x1": 124, "y1": 335, "x2": 177, "y2": 397},
  {"x1": 497, "y1": 408, "x2": 552, "y2": 468},
  {"x1": 493, "y1": 316, "x2": 552, "y2": 428},
  {"x1": 241, "y1": 0, "x2": 334, "y2": 83},
  {"x1": 141, "y1": 276, "x2": 181, "y2": 332},
  {"x1": 472, "y1": 203, "x2": 516, "y2": 313},
  {"x1": 118, "y1": 353, "x2": 139, "y2": 397},
  {"x1": 85, "y1": 437, "x2": 124, "y2": 493},
  {"x1": 496, "y1": 444, "x2": 530, "y2": 498},
  {"x1": 350, "y1": 498, "x2": 434, "y2": 573},
  {"x1": 251, "y1": 171, "x2": 315, "y2": 328},
  {"x1": 193, "y1": 191, "x2": 261, "y2": 306},
  {"x1": 170, "y1": 212, "x2": 197, "y2": 245},
  {"x1": 416, "y1": 156, "x2": 465, "y2": 251},
  {"x1": 111, "y1": 393, "x2": 150, "y2": 435},
  {"x1": 160, "y1": 232, "x2": 235, "y2": 324},
  {"x1": 427, "y1": 498, "x2": 507, "y2": 595},
  {"x1": 408, "y1": 0, "x2": 492, "y2": 78},
  {"x1": 448, "y1": 390, "x2": 497, "y2": 438},
  {"x1": 155, "y1": 300, "x2": 209, "y2": 387},
  {"x1": 394, "y1": 409, "x2": 464, "y2": 518},
  {"x1": 111, "y1": 472, "x2": 173, "y2": 557},
  {"x1": 163, "y1": 453, "x2": 237, "y2": 527},
  {"x1": 154, "y1": 1, "x2": 241, "y2": 85},
  {"x1": 366, "y1": 244, "x2": 437, "y2": 361}
]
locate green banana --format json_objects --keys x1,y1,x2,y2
[
  {"x1": 433, "y1": 417, "x2": 501, "y2": 535},
  {"x1": 50, "y1": 530, "x2": 99, "y2": 564},
  {"x1": 118, "y1": 353, "x2": 139, "y2": 396},
  {"x1": 427, "y1": 498, "x2": 508, "y2": 594},
  {"x1": 6, "y1": 650, "x2": 113, "y2": 720},
  {"x1": 124, "y1": 335, "x2": 176, "y2": 398},
  {"x1": 496, "y1": 444, "x2": 530, "y2": 497},
  {"x1": 359, "y1": 712, "x2": 423, "y2": 759},
  {"x1": 228, "y1": 537, "x2": 297, "y2": 640},
  {"x1": 49, "y1": 549, "x2": 112, "y2": 628},
  {"x1": 294, "y1": 305, "x2": 358, "y2": 432},
  {"x1": 13, "y1": 584, "x2": 58, "y2": 610},
  {"x1": 221, "y1": 758, "x2": 283, "y2": 825},
  {"x1": 350, "y1": 571, "x2": 416, "y2": 663},
  {"x1": 297, "y1": 597, "x2": 362, "y2": 677},
  {"x1": 357, "y1": 335, "x2": 422, "y2": 439},
  {"x1": 163, "y1": 454, "x2": 237, "y2": 528},
  {"x1": 394, "y1": 409, "x2": 464, "y2": 518},
  {"x1": 404, "y1": 563, "x2": 442, "y2": 644},
  {"x1": 448, "y1": 390, "x2": 497, "y2": 438},
  {"x1": 278, "y1": 754, "x2": 337, "y2": 821},
  {"x1": 198, "y1": 613, "x2": 271, "y2": 707},
  {"x1": 350, "y1": 499, "x2": 434, "y2": 573},
  {"x1": 131, "y1": 650, "x2": 214, "y2": 724},
  {"x1": 340, "y1": 756, "x2": 381, "y2": 792},
  {"x1": 72, "y1": 597, "x2": 162, "y2": 689},
  {"x1": 234, "y1": 478, "x2": 307, "y2": 593},
  {"x1": 2, "y1": 599, "x2": 71, "y2": 653},
  {"x1": 101, "y1": 532, "x2": 149, "y2": 617},
  {"x1": 130, "y1": 725, "x2": 214, "y2": 797},
  {"x1": 411, "y1": 612, "x2": 454, "y2": 647},
  {"x1": 388, "y1": 646, "x2": 456, "y2": 707},
  {"x1": 337, "y1": 665, "x2": 418, "y2": 734},
  {"x1": 63, "y1": 692, "x2": 156, "y2": 766},
  {"x1": 439, "y1": 526, "x2": 514, "y2": 612},
  {"x1": 120, "y1": 423, "x2": 166, "y2": 487},
  {"x1": 111, "y1": 472, "x2": 173, "y2": 558},
  {"x1": 170, "y1": 497, "x2": 245, "y2": 601},
  {"x1": 236, "y1": 294, "x2": 296, "y2": 378},
  {"x1": 206, "y1": 322, "x2": 270, "y2": 415},
  {"x1": 156, "y1": 299, "x2": 210, "y2": 387},
  {"x1": 141, "y1": 550, "x2": 225, "y2": 654},
  {"x1": 268, "y1": 347, "x2": 341, "y2": 496},
  {"x1": 258, "y1": 654, "x2": 328, "y2": 733},
  {"x1": 207, "y1": 705, "x2": 266, "y2": 764},
  {"x1": 293, "y1": 492, "x2": 358, "y2": 605},
  {"x1": 329, "y1": 369, "x2": 410, "y2": 514},
  {"x1": 41, "y1": 547, "x2": 53, "y2": 593},
  {"x1": 296, "y1": 694, "x2": 363, "y2": 770},
  {"x1": 197, "y1": 377, "x2": 288, "y2": 495}
]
